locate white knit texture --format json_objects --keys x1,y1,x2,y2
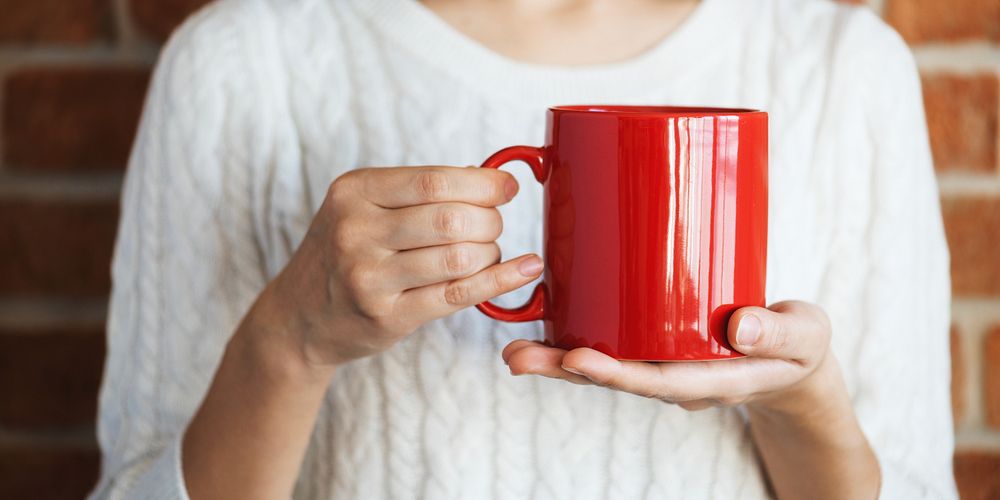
[{"x1": 89, "y1": 0, "x2": 957, "y2": 499}]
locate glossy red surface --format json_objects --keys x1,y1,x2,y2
[{"x1": 478, "y1": 106, "x2": 768, "y2": 361}]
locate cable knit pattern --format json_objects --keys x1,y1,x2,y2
[{"x1": 90, "y1": 0, "x2": 957, "y2": 499}]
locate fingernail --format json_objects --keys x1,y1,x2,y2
[
  {"x1": 517, "y1": 256, "x2": 544, "y2": 277},
  {"x1": 562, "y1": 365, "x2": 584, "y2": 376},
  {"x1": 736, "y1": 314, "x2": 761, "y2": 347},
  {"x1": 504, "y1": 178, "x2": 519, "y2": 200}
]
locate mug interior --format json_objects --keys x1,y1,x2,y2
[{"x1": 550, "y1": 105, "x2": 761, "y2": 116}]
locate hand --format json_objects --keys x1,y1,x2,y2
[
  {"x1": 248, "y1": 166, "x2": 544, "y2": 369},
  {"x1": 502, "y1": 301, "x2": 834, "y2": 415}
]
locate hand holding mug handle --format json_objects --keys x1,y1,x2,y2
[{"x1": 476, "y1": 146, "x2": 550, "y2": 322}]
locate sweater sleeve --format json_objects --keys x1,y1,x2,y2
[
  {"x1": 88, "y1": 3, "x2": 270, "y2": 498},
  {"x1": 840, "y1": 14, "x2": 957, "y2": 500}
]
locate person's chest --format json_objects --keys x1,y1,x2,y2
[{"x1": 262, "y1": 13, "x2": 855, "y2": 328}]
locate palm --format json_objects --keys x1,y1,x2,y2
[{"x1": 501, "y1": 301, "x2": 830, "y2": 412}]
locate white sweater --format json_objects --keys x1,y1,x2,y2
[{"x1": 90, "y1": 0, "x2": 957, "y2": 498}]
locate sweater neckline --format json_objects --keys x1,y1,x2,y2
[{"x1": 344, "y1": 0, "x2": 730, "y2": 104}]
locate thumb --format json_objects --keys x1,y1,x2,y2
[{"x1": 727, "y1": 301, "x2": 831, "y2": 363}]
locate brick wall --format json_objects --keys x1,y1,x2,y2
[
  {"x1": 0, "y1": 0, "x2": 996, "y2": 498},
  {"x1": 0, "y1": 1, "x2": 208, "y2": 497},
  {"x1": 872, "y1": 0, "x2": 1000, "y2": 498}
]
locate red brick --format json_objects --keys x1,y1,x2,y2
[
  {"x1": 3, "y1": 67, "x2": 151, "y2": 171},
  {"x1": 951, "y1": 326, "x2": 965, "y2": 424},
  {"x1": 0, "y1": 445, "x2": 99, "y2": 500},
  {"x1": 0, "y1": 0, "x2": 112, "y2": 45},
  {"x1": 0, "y1": 199, "x2": 119, "y2": 297},
  {"x1": 885, "y1": 0, "x2": 1000, "y2": 43},
  {"x1": 954, "y1": 450, "x2": 1000, "y2": 500},
  {"x1": 921, "y1": 74, "x2": 998, "y2": 173},
  {"x1": 0, "y1": 326, "x2": 105, "y2": 430},
  {"x1": 986, "y1": 325, "x2": 1000, "y2": 428},
  {"x1": 941, "y1": 196, "x2": 1000, "y2": 297},
  {"x1": 129, "y1": 0, "x2": 211, "y2": 42}
]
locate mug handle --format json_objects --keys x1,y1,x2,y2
[{"x1": 475, "y1": 146, "x2": 549, "y2": 322}]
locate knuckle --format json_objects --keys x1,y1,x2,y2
[
  {"x1": 356, "y1": 295, "x2": 394, "y2": 321},
  {"x1": 649, "y1": 383, "x2": 684, "y2": 403},
  {"x1": 647, "y1": 389, "x2": 678, "y2": 403},
  {"x1": 443, "y1": 280, "x2": 473, "y2": 306},
  {"x1": 489, "y1": 267, "x2": 510, "y2": 293},
  {"x1": 714, "y1": 396, "x2": 742, "y2": 407},
  {"x1": 487, "y1": 208, "x2": 504, "y2": 239},
  {"x1": 490, "y1": 242, "x2": 501, "y2": 261},
  {"x1": 772, "y1": 324, "x2": 794, "y2": 354},
  {"x1": 638, "y1": 387, "x2": 665, "y2": 401},
  {"x1": 345, "y1": 265, "x2": 376, "y2": 295},
  {"x1": 443, "y1": 244, "x2": 473, "y2": 276},
  {"x1": 650, "y1": 387, "x2": 682, "y2": 403},
  {"x1": 435, "y1": 206, "x2": 468, "y2": 240},
  {"x1": 601, "y1": 372, "x2": 660, "y2": 400},
  {"x1": 331, "y1": 220, "x2": 361, "y2": 252},
  {"x1": 416, "y1": 170, "x2": 450, "y2": 202},
  {"x1": 328, "y1": 171, "x2": 358, "y2": 202}
]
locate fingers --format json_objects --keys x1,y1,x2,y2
[
  {"x1": 560, "y1": 349, "x2": 697, "y2": 400},
  {"x1": 506, "y1": 343, "x2": 809, "y2": 406},
  {"x1": 502, "y1": 340, "x2": 595, "y2": 385},
  {"x1": 359, "y1": 166, "x2": 518, "y2": 208},
  {"x1": 677, "y1": 400, "x2": 717, "y2": 412},
  {"x1": 379, "y1": 203, "x2": 503, "y2": 250},
  {"x1": 397, "y1": 254, "x2": 544, "y2": 324},
  {"x1": 504, "y1": 341, "x2": 752, "y2": 410},
  {"x1": 508, "y1": 343, "x2": 754, "y2": 402},
  {"x1": 559, "y1": 348, "x2": 779, "y2": 403},
  {"x1": 727, "y1": 300, "x2": 832, "y2": 363},
  {"x1": 379, "y1": 242, "x2": 501, "y2": 291}
]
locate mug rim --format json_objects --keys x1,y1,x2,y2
[{"x1": 550, "y1": 105, "x2": 765, "y2": 117}]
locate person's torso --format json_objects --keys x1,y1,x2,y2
[{"x1": 240, "y1": 0, "x2": 879, "y2": 497}]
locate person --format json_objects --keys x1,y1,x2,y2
[{"x1": 88, "y1": 0, "x2": 957, "y2": 498}]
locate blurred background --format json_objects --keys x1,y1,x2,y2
[{"x1": 0, "y1": 0, "x2": 997, "y2": 498}]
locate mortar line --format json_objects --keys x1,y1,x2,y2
[{"x1": 0, "y1": 298, "x2": 108, "y2": 331}]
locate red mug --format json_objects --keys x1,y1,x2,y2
[{"x1": 477, "y1": 105, "x2": 768, "y2": 361}]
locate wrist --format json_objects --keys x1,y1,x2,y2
[
  {"x1": 233, "y1": 285, "x2": 339, "y2": 387},
  {"x1": 746, "y1": 353, "x2": 881, "y2": 499},
  {"x1": 748, "y1": 351, "x2": 840, "y2": 417},
  {"x1": 747, "y1": 353, "x2": 868, "y2": 450}
]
